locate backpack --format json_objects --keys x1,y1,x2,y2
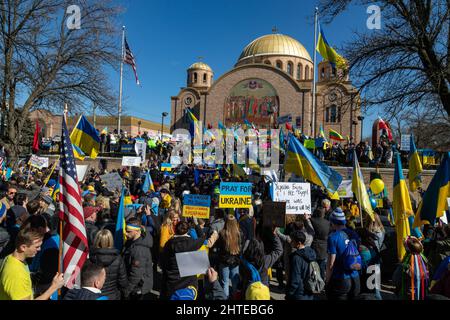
[
  {"x1": 341, "y1": 231, "x2": 362, "y2": 272},
  {"x1": 305, "y1": 261, "x2": 325, "y2": 294}
]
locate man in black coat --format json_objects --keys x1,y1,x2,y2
[
  {"x1": 63, "y1": 261, "x2": 108, "y2": 300},
  {"x1": 122, "y1": 217, "x2": 154, "y2": 300},
  {"x1": 160, "y1": 220, "x2": 205, "y2": 300},
  {"x1": 310, "y1": 207, "x2": 330, "y2": 280}
]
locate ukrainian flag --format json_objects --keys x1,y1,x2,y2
[
  {"x1": 114, "y1": 187, "x2": 126, "y2": 251},
  {"x1": 319, "y1": 124, "x2": 327, "y2": 141},
  {"x1": 186, "y1": 109, "x2": 201, "y2": 139},
  {"x1": 285, "y1": 133, "x2": 342, "y2": 194},
  {"x1": 352, "y1": 150, "x2": 374, "y2": 221},
  {"x1": 142, "y1": 171, "x2": 155, "y2": 193},
  {"x1": 70, "y1": 115, "x2": 100, "y2": 160},
  {"x1": 393, "y1": 151, "x2": 413, "y2": 261},
  {"x1": 316, "y1": 24, "x2": 347, "y2": 69},
  {"x1": 408, "y1": 135, "x2": 423, "y2": 191},
  {"x1": 52, "y1": 180, "x2": 60, "y2": 202},
  {"x1": 413, "y1": 152, "x2": 450, "y2": 228}
]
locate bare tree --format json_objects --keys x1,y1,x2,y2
[
  {"x1": 318, "y1": 0, "x2": 450, "y2": 123},
  {"x1": 0, "y1": 0, "x2": 122, "y2": 158}
]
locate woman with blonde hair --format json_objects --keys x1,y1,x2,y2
[
  {"x1": 364, "y1": 212, "x2": 385, "y2": 251},
  {"x1": 89, "y1": 229, "x2": 128, "y2": 300},
  {"x1": 159, "y1": 209, "x2": 180, "y2": 251},
  {"x1": 216, "y1": 214, "x2": 244, "y2": 299}
]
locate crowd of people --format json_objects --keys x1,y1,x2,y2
[{"x1": 0, "y1": 136, "x2": 448, "y2": 302}]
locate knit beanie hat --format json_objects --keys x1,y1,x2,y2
[{"x1": 330, "y1": 207, "x2": 346, "y2": 225}]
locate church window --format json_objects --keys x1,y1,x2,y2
[
  {"x1": 297, "y1": 64, "x2": 302, "y2": 80},
  {"x1": 305, "y1": 66, "x2": 310, "y2": 79},
  {"x1": 327, "y1": 105, "x2": 338, "y2": 123},
  {"x1": 276, "y1": 60, "x2": 283, "y2": 69},
  {"x1": 264, "y1": 60, "x2": 271, "y2": 65},
  {"x1": 203, "y1": 73, "x2": 207, "y2": 83},
  {"x1": 194, "y1": 72, "x2": 198, "y2": 83},
  {"x1": 287, "y1": 62, "x2": 293, "y2": 76}
]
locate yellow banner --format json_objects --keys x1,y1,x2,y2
[
  {"x1": 182, "y1": 205, "x2": 210, "y2": 219},
  {"x1": 219, "y1": 195, "x2": 252, "y2": 208}
]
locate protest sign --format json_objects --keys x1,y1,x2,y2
[
  {"x1": 263, "y1": 202, "x2": 286, "y2": 228},
  {"x1": 401, "y1": 134, "x2": 411, "y2": 152},
  {"x1": 161, "y1": 163, "x2": 172, "y2": 171},
  {"x1": 304, "y1": 139, "x2": 316, "y2": 149},
  {"x1": 219, "y1": 182, "x2": 252, "y2": 209},
  {"x1": 134, "y1": 140, "x2": 147, "y2": 164},
  {"x1": 175, "y1": 250, "x2": 210, "y2": 277},
  {"x1": 170, "y1": 156, "x2": 182, "y2": 167},
  {"x1": 29, "y1": 155, "x2": 49, "y2": 169},
  {"x1": 182, "y1": 194, "x2": 211, "y2": 219},
  {"x1": 76, "y1": 165, "x2": 89, "y2": 182},
  {"x1": 337, "y1": 180, "x2": 353, "y2": 198},
  {"x1": 100, "y1": 172, "x2": 123, "y2": 192},
  {"x1": 121, "y1": 144, "x2": 134, "y2": 153},
  {"x1": 272, "y1": 182, "x2": 311, "y2": 215},
  {"x1": 121, "y1": 156, "x2": 141, "y2": 167}
]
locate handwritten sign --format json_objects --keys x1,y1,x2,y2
[
  {"x1": 337, "y1": 180, "x2": 353, "y2": 198},
  {"x1": 219, "y1": 182, "x2": 252, "y2": 209},
  {"x1": 182, "y1": 194, "x2": 211, "y2": 219},
  {"x1": 100, "y1": 172, "x2": 123, "y2": 192},
  {"x1": 134, "y1": 140, "x2": 147, "y2": 164},
  {"x1": 263, "y1": 202, "x2": 286, "y2": 228},
  {"x1": 29, "y1": 155, "x2": 49, "y2": 169},
  {"x1": 272, "y1": 182, "x2": 311, "y2": 215},
  {"x1": 121, "y1": 156, "x2": 141, "y2": 167},
  {"x1": 401, "y1": 134, "x2": 411, "y2": 152}
]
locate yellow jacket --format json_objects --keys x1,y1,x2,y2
[{"x1": 159, "y1": 224, "x2": 174, "y2": 251}]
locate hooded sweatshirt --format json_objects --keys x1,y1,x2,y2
[{"x1": 286, "y1": 246, "x2": 317, "y2": 300}]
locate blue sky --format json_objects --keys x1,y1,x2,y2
[{"x1": 108, "y1": 0, "x2": 376, "y2": 137}]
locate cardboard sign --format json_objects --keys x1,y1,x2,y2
[
  {"x1": 175, "y1": 250, "x2": 210, "y2": 277},
  {"x1": 401, "y1": 134, "x2": 411, "y2": 152},
  {"x1": 161, "y1": 163, "x2": 172, "y2": 171},
  {"x1": 76, "y1": 165, "x2": 89, "y2": 182},
  {"x1": 263, "y1": 202, "x2": 286, "y2": 228},
  {"x1": 100, "y1": 172, "x2": 123, "y2": 192},
  {"x1": 134, "y1": 140, "x2": 147, "y2": 164},
  {"x1": 182, "y1": 194, "x2": 211, "y2": 219},
  {"x1": 337, "y1": 180, "x2": 353, "y2": 198},
  {"x1": 29, "y1": 155, "x2": 49, "y2": 169},
  {"x1": 272, "y1": 182, "x2": 311, "y2": 215},
  {"x1": 219, "y1": 182, "x2": 252, "y2": 208},
  {"x1": 121, "y1": 156, "x2": 141, "y2": 167}
]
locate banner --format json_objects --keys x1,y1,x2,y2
[
  {"x1": 219, "y1": 182, "x2": 252, "y2": 208},
  {"x1": 121, "y1": 156, "x2": 141, "y2": 167},
  {"x1": 161, "y1": 163, "x2": 172, "y2": 171},
  {"x1": 121, "y1": 144, "x2": 134, "y2": 153},
  {"x1": 29, "y1": 155, "x2": 49, "y2": 169},
  {"x1": 337, "y1": 180, "x2": 353, "y2": 198},
  {"x1": 401, "y1": 134, "x2": 411, "y2": 152},
  {"x1": 100, "y1": 172, "x2": 123, "y2": 192},
  {"x1": 182, "y1": 194, "x2": 211, "y2": 219},
  {"x1": 263, "y1": 202, "x2": 286, "y2": 228},
  {"x1": 76, "y1": 165, "x2": 89, "y2": 182},
  {"x1": 175, "y1": 250, "x2": 210, "y2": 277},
  {"x1": 134, "y1": 140, "x2": 147, "y2": 164},
  {"x1": 272, "y1": 182, "x2": 311, "y2": 214},
  {"x1": 304, "y1": 139, "x2": 316, "y2": 149}
]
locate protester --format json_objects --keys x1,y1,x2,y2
[
  {"x1": 310, "y1": 207, "x2": 330, "y2": 280},
  {"x1": 159, "y1": 209, "x2": 180, "y2": 251},
  {"x1": 63, "y1": 261, "x2": 108, "y2": 300}
]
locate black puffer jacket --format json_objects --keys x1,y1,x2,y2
[
  {"x1": 122, "y1": 233, "x2": 153, "y2": 297},
  {"x1": 160, "y1": 225, "x2": 205, "y2": 299},
  {"x1": 89, "y1": 248, "x2": 128, "y2": 300}
]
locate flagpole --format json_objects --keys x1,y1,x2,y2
[
  {"x1": 311, "y1": 7, "x2": 319, "y2": 138},
  {"x1": 118, "y1": 26, "x2": 126, "y2": 134}
]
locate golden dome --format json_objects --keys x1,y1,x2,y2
[
  {"x1": 188, "y1": 62, "x2": 212, "y2": 72},
  {"x1": 238, "y1": 33, "x2": 312, "y2": 62}
]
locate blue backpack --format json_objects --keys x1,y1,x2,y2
[{"x1": 341, "y1": 231, "x2": 362, "y2": 272}]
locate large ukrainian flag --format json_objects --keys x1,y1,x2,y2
[
  {"x1": 114, "y1": 187, "x2": 126, "y2": 251},
  {"x1": 413, "y1": 152, "x2": 450, "y2": 228},
  {"x1": 408, "y1": 135, "x2": 423, "y2": 191},
  {"x1": 285, "y1": 133, "x2": 342, "y2": 194},
  {"x1": 393, "y1": 151, "x2": 413, "y2": 261},
  {"x1": 316, "y1": 24, "x2": 347, "y2": 70},
  {"x1": 70, "y1": 115, "x2": 100, "y2": 160},
  {"x1": 352, "y1": 150, "x2": 374, "y2": 221}
]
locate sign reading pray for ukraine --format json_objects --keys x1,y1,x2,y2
[
  {"x1": 182, "y1": 194, "x2": 211, "y2": 219},
  {"x1": 219, "y1": 182, "x2": 252, "y2": 209}
]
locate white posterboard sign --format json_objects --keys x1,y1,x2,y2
[
  {"x1": 401, "y1": 134, "x2": 411, "y2": 152},
  {"x1": 272, "y1": 182, "x2": 312, "y2": 215},
  {"x1": 175, "y1": 250, "x2": 210, "y2": 277},
  {"x1": 170, "y1": 156, "x2": 182, "y2": 167},
  {"x1": 134, "y1": 140, "x2": 147, "y2": 164},
  {"x1": 29, "y1": 155, "x2": 49, "y2": 169},
  {"x1": 337, "y1": 180, "x2": 354, "y2": 198},
  {"x1": 76, "y1": 165, "x2": 89, "y2": 182},
  {"x1": 100, "y1": 172, "x2": 123, "y2": 192},
  {"x1": 121, "y1": 156, "x2": 141, "y2": 167}
]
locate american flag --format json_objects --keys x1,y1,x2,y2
[
  {"x1": 59, "y1": 118, "x2": 88, "y2": 289},
  {"x1": 124, "y1": 37, "x2": 140, "y2": 85}
]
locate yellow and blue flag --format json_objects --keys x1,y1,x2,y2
[
  {"x1": 0, "y1": 201, "x2": 6, "y2": 220},
  {"x1": 142, "y1": 171, "x2": 155, "y2": 193},
  {"x1": 114, "y1": 187, "x2": 126, "y2": 251},
  {"x1": 316, "y1": 24, "x2": 347, "y2": 70},
  {"x1": 186, "y1": 109, "x2": 201, "y2": 139},
  {"x1": 285, "y1": 133, "x2": 342, "y2": 194},
  {"x1": 52, "y1": 180, "x2": 60, "y2": 202},
  {"x1": 408, "y1": 135, "x2": 423, "y2": 192},
  {"x1": 413, "y1": 152, "x2": 450, "y2": 228},
  {"x1": 70, "y1": 115, "x2": 100, "y2": 160},
  {"x1": 319, "y1": 124, "x2": 327, "y2": 141},
  {"x1": 352, "y1": 150, "x2": 374, "y2": 221},
  {"x1": 393, "y1": 151, "x2": 413, "y2": 261}
]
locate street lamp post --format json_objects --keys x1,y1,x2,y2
[
  {"x1": 357, "y1": 115, "x2": 365, "y2": 142},
  {"x1": 138, "y1": 120, "x2": 141, "y2": 136},
  {"x1": 161, "y1": 112, "x2": 168, "y2": 140}
]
